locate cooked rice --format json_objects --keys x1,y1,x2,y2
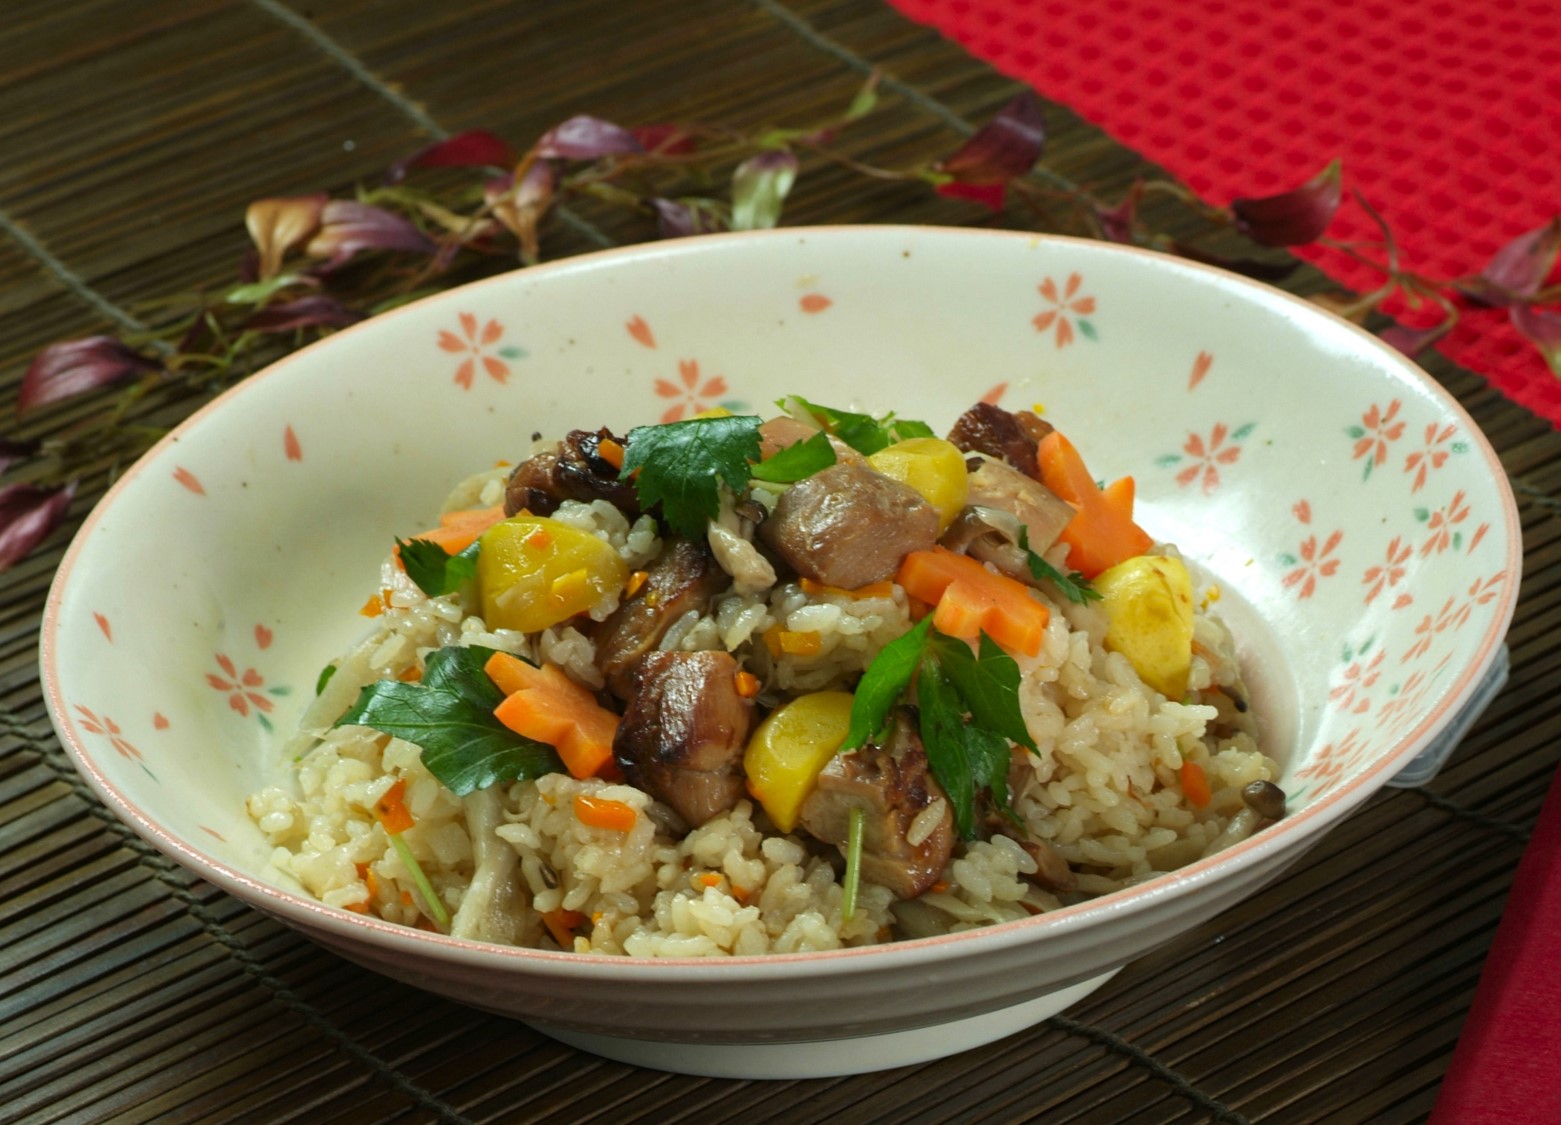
[{"x1": 250, "y1": 448, "x2": 1276, "y2": 957}]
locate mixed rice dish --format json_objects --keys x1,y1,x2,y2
[{"x1": 248, "y1": 398, "x2": 1282, "y2": 956}]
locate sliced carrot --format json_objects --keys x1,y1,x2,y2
[
  {"x1": 542, "y1": 907, "x2": 587, "y2": 948},
  {"x1": 734, "y1": 669, "x2": 761, "y2": 698},
  {"x1": 896, "y1": 547, "x2": 1049, "y2": 657},
  {"x1": 800, "y1": 577, "x2": 896, "y2": 600},
  {"x1": 395, "y1": 503, "x2": 507, "y2": 563},
  {"x1": 359, "y1": 591, "x2": 387, "y2": 617},
  {"x1": 573, "y1": 793, "x2": 638, "y2": 832},
  {"x1": 1181, "y1": 760, "x2": 1212, "y2": 809},
  {"x1": 396, "y1": 664, "x2": 423, "y2": 683},
  {"x1": 763, "y1": 628, "x2": 822, "y2": 656},
  {"x1": 374, "y1": 778, "x2": 415, "y2": 835},
  {"x1": 697, "y1": 872, "x2": 723, "y2": 889},
  {"x1": 1036, "y1": 431, "x2": 1153, "y2": 578},
  {"x1": 485, "y1": 651, "x2": 620, "y2": 779},
  {"x1": 596, "y1": 437, "x2": 625, "y2": 469}
]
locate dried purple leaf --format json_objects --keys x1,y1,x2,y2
[
  {"x1": 1095, "y1": 182, "x2": 1143, "y2": 244},
  {"x1": 0, "y1": 439, "x2": 40, "y2": 476},
  {"x1": 1230, "y1": 160, "x2": 1343, "y2": 247},
  {"x1": 387, "y1": 130, "x2": 515, "y2": 183},
  {"x1": 731, "y1": 150, "x2": 799, "y2": 231},
  {"x1": 246, "y1": 194, "x2": 328, "y2": 280},
  {"x1": 535, "y1": 115, "x2": 644, "y2": 161},
  {"x1": 1510, "y1": 303, "x2": 1561, "y2": 377},
  {"x1": 246, "y1": 296, "x2": 365, "y2": 334},
  {"x1": 935, "y1": 91, "x2": 1046, "y2": 186},
  {"x1": 18, "y1": 337, "x2": 160, "y2": 416},
  {"x1": 629, "y1": 124, "x2": 696, "y2": 155},
  {"x1": 305, "y1": 200, "x2": 437, "y2": 272},
  {"x1": 649, "y1": 198, "x2": 726, "y2": 239},
  {"x1": 487, "y1": 161, "x2": 554, "y2": 263},
  {"x1": 1379, "y1": 320, "x2": 1448, "y2": 359},
  {"x1": 0, "y1": 481, "x2": 75, "y2": 571},
  {"x1": 1459, "y1": 217, "x2": 1561, "y2": 308}
]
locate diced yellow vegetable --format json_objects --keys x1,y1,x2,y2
[
  {"x1": 743, "y1": 691, "x2": 855, "y2": 833},
  {"x1": 477, "y1": 515, "x2": 629, "y2": 633},
  {"x1": 692, "y1": 406, "x2": 733, "y2": 419},
  {"x1": 867, "y1": 437, "x2": 969, "y2": 531},
  {"x1": 1094, "y1": 555, "x2": 1196, "y2": 698}
]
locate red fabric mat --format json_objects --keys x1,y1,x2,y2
[{"x1": 888, "y1": 0, "x2": 1561, "y2": 425}]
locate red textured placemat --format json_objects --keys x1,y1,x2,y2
[{"x1": 888, "y1": 0, "x2": 1561, "y2": 425}]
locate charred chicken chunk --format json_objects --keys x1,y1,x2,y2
[
  {"x1": 504, "y1": 428, "x2": 640, "y2": 517},
  {"x1": 594, "y1": 537, "x2": 729, "y2": 700},
  {"x1": 797, "y1": 708, "x2": 955, "y2": 899},
  {"x1": 612, "y1": 651, "x2": 755, "y2": 827},
  {"x1": 759, "y1": 461, "x2": 939, "y2": 590},
  {"x1": 946, "y1": 403, "x2": 1053, "y2": 478}
]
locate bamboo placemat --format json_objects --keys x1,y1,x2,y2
[{"x1": 3, "y1": 2, "x2": 1558, "y2": 1121}]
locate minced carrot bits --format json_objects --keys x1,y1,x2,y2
[
  {"x1": 597, "y1": 437, "x2": 625, "y2": 469},
  {"x1": 763, "y1": 626, "x2": 822, "y2": 657},
  {"x1": 799, "y1": 577, "x2": 895, "y2": 600},
  {"x1": 734, "y1": 670, "x2": 761, "y2": 698},
  {"x1": 359, "y1": 591, "x2": 390, "y2": 617},
  {"x1": 524, "y1": 527, "x2": 552, "y2": 550},
  {"x1": 626, "y1": 570, "x2": 649, "y2": 597}
]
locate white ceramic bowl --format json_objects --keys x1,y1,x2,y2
[{"x1": 41, "y1": 227, "x2": 1519, "y2": 1079}]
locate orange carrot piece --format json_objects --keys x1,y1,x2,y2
[
  {"x1": 800, "y1": 577, "x2": 896, "y2": 600},
  {"x1": 542, "y1": 908, "x2": 587, "y2": 948},
  {"x1": 395, "y1": 503, "x2": 507, "y2": 563},
  {"x1": 1036, "y1": 432, "x2": 1153, "y2": 578},
  {"x1": 359, "y1": 591, "x2": 388, "y2": 617},
  {"x1": 1181, "y1": 760, "x2": 1212, "y2": 809},
  {"x1": 486, "y1": 651, "x2": 620, "y2": 779},
  {"x1": 374, "y1": 778, "x2": 415, "y2": 835},
  {"x1": 626, "y1": 570, "x2": 649, "y2": 598},
  {"x1": 896, "y1": 548, "x2": 1049, "y2": 657},
  {"x1": 597, "y1": 437, "x2": 625, "y2": 469},
  {"x1": 697, "y1": 872, "x2": 723, "y2": 889},
  {"x1": 573, "y1": 793, "x2": 638, "y2": 832},
  {"x1": 734, "y1": 670, "x2": 761, "y2": 698}
]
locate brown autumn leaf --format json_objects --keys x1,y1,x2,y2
[{"x1": 246, "y1": 194, "x2": 328, "y2": 280}]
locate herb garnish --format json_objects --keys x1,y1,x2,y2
[
  {"x1": 750, "y1": 429, "x2": 837, "y2": 483},
  {"x1": 398, "y1": 536, "x2": 481, "y2": 597},
  {"x1": 1019, "y1": 526, "x2": 1100, "y2": 605},
  {"x1": 620, "y1": 414, "x2": 764, "y2": 537},
  {"x1": 779, "y1": 395, "x2": 934, "y2": 455},
  {"x1": 336, "y1": 645, "x2": 562, "y2": 795},
  {"x1": 844, "y1": 621, "x2": 1035, "y2": 838}
]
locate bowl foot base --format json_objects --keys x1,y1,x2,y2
[{"x1": 531, "y1": 968, "x2": 1119, "y2": 1079}]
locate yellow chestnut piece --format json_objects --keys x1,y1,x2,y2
[
  {"x1": 743, "y1": 691, "x2": 855, "y2": 833},
  {"x1": 867, "y1": 437, "x2": 969, "y2": 531},
  {"x1": 1094, "y1": 555, "x2": 1196, "y2": 699},
  {"x1": 477, "y1": 515, "x2": 628, "y2": 633}
]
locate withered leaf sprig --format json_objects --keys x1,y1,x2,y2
[{"x1": 4, "y1": 77, "x2": 1558, "y2": 570}]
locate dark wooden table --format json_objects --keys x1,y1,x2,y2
[{"x1": 4, "y1": 2, "x2": 1558, "y2": 1121}]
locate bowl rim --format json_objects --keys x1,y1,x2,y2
[{"x1": 40, "y1": 224, "x2": 1522, "y2": 978}]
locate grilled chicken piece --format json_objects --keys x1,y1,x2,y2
[
  {"x1": 504, "y1": 427, "x2": 639, "y2": 517},
  {"x1": 947, "y1": 403, "x2": 1053, "y2": 479},
  {"x1": 797, "y1": 708, "x2": 955, "y2": 899},
  {"x1": 961, "y1": 458, "x2": 1075, "y2": 557},
  {"x1": 759, "y1": 461, "x2": 939, "y2": 590},
  {"x1": 613, "y1": 651, "x2": 754, "y2": 827},
  {"x1": 594, "y1": 537, "x2": 729, "y2": 699}
]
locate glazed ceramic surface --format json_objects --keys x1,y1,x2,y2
[{"x1": 42, "y1": 227, "x2": 1519, "y2": 1078}]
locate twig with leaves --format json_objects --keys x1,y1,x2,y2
[{"x1": 3, "y1": 78, "x2": 1557, "y2": 570}]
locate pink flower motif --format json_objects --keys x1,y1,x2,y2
[
  {"x1": 1362, "y1": 536, "x2": 1413, "y2": 606},
  {"x1": 1404, "y1": 421, "x2": 1458, "y2": 493},
  {"x1": 654, "y1": 359, "x2": 728, "y2": 422},
  {"x1": 1173, "y1": 422, "x2": 1247, "y2": 494},
  {"x1": 1031, "y1": 273, "x2": 1097, "y2": 348},
  {"x1": 1294, "y1": 727, "x2": 1369, "y2": 798},
  {"x1": 1330, "y1": 648, "x2": 1385, "y2": 715},
  {"x1": 1281, "y1": 503, "x2": 1343, "y2": 600},
  {"x1": 74, "y1": 705, "x2": 143, "y2": 762},
  {"x1": 438, "y1": 312, "x2": 510, "y2": 389},
  {"x1": 1419, "y1": 490, "x2": 1470, "y2": 557},
  {"x1": 206, "y1": 653, "x2": 273, "y2": 718},
  {"x1": 1349, "y1": 399, "x2": 1404, "y2": 479}
]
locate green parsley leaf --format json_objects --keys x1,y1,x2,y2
[
  {"x1": 780, "y1": 395, "x2": 934, "y2": 456},
  {"x1": 842, "y1": 616, "x2": 932, "y2": 751},
  {"x1": 915, "y1": 654, "x2": 977, "y2": 837},
  {"x1": 335, "y1": 645, "x2": 563, "y2": 796},
  {"x1": 1019, "y1": 526, "x2": 1101, "y2": 605},
  {"x1": 928, "y1": 631, "x2": 1038, "y2": 753},
  {"x1": 750, "y1": 429, "x2": 836, "y2": 483},
  {"x1": 621, "y1": 415, "x2": 764, "y2": 537},
  {"x1": 315, "y1": 663, "x2": 337, "y2": 695},
  {"x1": 397, "y1": 536, "x2": 481, "y2": 598}
]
